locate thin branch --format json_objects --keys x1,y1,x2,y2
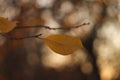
[
  {"x1": 15, "y1": 22, "x2": 90, "y2": 30},
  {"x1": 0, "y1": 22, "x2": 90, "y2": 40},
  {"x1": 0, "y1": 33, "x2": 42, "y2": 40}
]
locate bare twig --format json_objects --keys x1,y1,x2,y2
[
  {"x1": 15, "y1": 22, "x2": 90, "y2": 30},
  {"x1": 0, "y1": 22, "x2": 90, "y2": 40},
  {"x1": 0, "y1": 33, "x2": 42, "y2": 40},
  {"x1": 9, "y1": 33, "x2": 42, "y2": 40}
]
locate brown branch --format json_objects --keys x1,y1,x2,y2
[
  {"x1": 0, "y1": 22, "x2": 90, "y2": 40},
  {"x1": 9, "y1": 34, "x2": 42, "y2": 40},
  {"x1": 0, "y1": 33, "x2": 42, "y2": 40},
  {"x1": 15, "y1": 22, "x2": 90, "y2": 30}
]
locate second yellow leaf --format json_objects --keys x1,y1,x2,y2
[{"x1": 44, "y1": 34, "x2": 83, "y2": 55}]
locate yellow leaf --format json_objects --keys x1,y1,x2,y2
[
  {"x1": 44, "y1": 34, "x2": 83, "y2": 55},
  {"x1": 0, "y1": 17, "x2": 18, "y2": 33}
]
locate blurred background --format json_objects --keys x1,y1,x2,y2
[{"x1": 0, "y1": 0, "x2": 120, "y2": 80}]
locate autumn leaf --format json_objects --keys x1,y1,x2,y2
[
  {"x1": 44, "y1": 34, "x2": 83, "y2": 55},
  {"x1": 0, "y1": 17, "x2": 18, "y2": 33}
]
